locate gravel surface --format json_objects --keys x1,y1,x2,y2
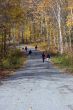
[{"x1": 0, "y1": 47, "x2": 73, "y2": 110}]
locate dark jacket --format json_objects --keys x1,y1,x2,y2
[
  {"x1": 47, "y1": 54, "x2": 50, "y2": 58},
  {"x1": 42, "y1": 53, "x2": 45, "y2": 58}
]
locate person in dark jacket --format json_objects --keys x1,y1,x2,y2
[
  {"x1": 47, "y1": 53, "x2": 50, "y2": 59},
  {"x1": 35, "y1": 45, "x2": 37, "y2": 50},
  {"x1": 25, "y1": 46, "x2": 27, "y2": 52},
  {"x1": 28, "y1": 50, "x2": 32, "y2": 55},
  {"x1": 42, "y1": 52, "x2": 45, "y2": 62},
  {"x1": 46, "y1": 53, "x2": 51, "y2": 61}
]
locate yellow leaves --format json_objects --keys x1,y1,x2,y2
[
  {"x1": 65, "y1": 1, "x2": 73, "y2": 28},
  {"x1": 24, "y1": 25, "x2": 30, "y2": 38},
  {"x1": 67, "y1": 20, "x2": 73, "y2": 27},
  {"x1": 37, "y1": 4, "x2": 44, "y2": 12},
  {"x1": 37, "y1": 0, "x2": 52, "y2": 12},
  {"x1": 68, "y1": 0, "x2": 73, "y2": 7},
  {"x1": 24, "y1": 30, "x2": 30, "y2": 37},
  {"x1": 0, "y1": 0, "x2": 24, "y2": 26},
  {"x1": 8, "y1": 8, "x2": 19, "y2": 18},
  {"x1": 66, "y1": 15, "x2": 73, "y2": 27}
]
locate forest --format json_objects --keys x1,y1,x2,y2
[{"x1": 0, "y1": 0, "x2": 73, "y2": 74}]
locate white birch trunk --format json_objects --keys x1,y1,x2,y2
[
  {"x1": 45, "y1": 15, "x2": 50, "y2": 49},
  {"x1": 52, "y1": 0, "x2": 64, "y2": 54},
  {"x1": 57, "y1": 3, "x2": 63, "y2": 54},
  {"x1": 41, "y1": 13, "x2": 44, "y2": 35}
]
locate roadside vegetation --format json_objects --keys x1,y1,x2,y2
[
  {"x1": 0, "y1": 48, "x2": 27, "y2": 78},
  {"x1": 1, "y1": 49, "x2": 27, "y2": 69},
  {"x1": 52, "y1": 53, "x2": 73, "y2": 73}
]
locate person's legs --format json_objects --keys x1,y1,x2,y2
[{"x1": 43, "y1": 58, "x2": 44, "y2": 62}]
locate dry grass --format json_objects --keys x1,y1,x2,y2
[{"x1": 52, "y1": 54, "x2": 73, "y2": 74}]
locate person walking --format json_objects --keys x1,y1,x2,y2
[
  {"x1": 47, "y1": 53, "x2": 50, "y2": 58},
  {"x1": 28, "y1": 50, "x2": 32, "y2": 55},
  {"x1": 25, "y1": 46, "x2": 27, "y2": 52},
  {"x1": 46, "y1": 53, "x2": 51, "y2": 61},
  {"x1": 35, "y1": 45, "x2": 37, "y2": 50},
  {"x1": 42, "y1": 52, "x2": 45, "y2": 62}
]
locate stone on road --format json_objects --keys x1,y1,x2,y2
[{"x1": 0, "y1": 48, "x2": 73, "y2": 110}]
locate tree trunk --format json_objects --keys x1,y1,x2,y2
[{"x1": 57, "y1": 4, "x2": 63, "y2": 54}]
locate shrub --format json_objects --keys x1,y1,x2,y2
[
  {"x1": 2, "y1": 58, "x2": 10, "y2": 69},
  {"x1": 52, "y1": 54, "x2": 73, "y2": 72},
  {"x1": 1, "y1": 49, "x2": 26, "y2": 69}
]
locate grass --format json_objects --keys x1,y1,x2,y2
[
  {"x1": 52, "y1": 54, "x2": 73, "y2": 73},
  {"x1": 0, "y1": 49, "x2": 27, "y2": 78}
]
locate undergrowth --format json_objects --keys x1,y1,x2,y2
[{"x1": 52, "y1": 54, "x2": 73, "y2": 73}]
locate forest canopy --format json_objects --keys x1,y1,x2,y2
[{"x1": 0, "y1": 0, "x2": 73, "y2": 58}]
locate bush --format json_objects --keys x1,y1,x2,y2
[
  {"x1": 52, "y1": 54, "x2": 73, "y2": 72},
  {"x1": 2, "y1": 58, "x2": 10, "y2": 68},
  {"x1": 1, "y1": 49, "x2": 26, "y2": 69}
]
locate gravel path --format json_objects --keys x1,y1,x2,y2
[{"x1": 0, "y1": 48, "x2": 73, "y2": 110}]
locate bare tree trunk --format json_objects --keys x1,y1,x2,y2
[
  {"x1": 4, "y1": 29, "x2": 7, "y2": 56},
  {"x1": 69, "y1": 29, "x2": 72, "y2": 51},
  {"x1": 57, "y1": 4, "x2": 63, "y2": 54},
  {"x1": 45, "y1": 15, "x2": 50, "y2": 49},
  {"x1": 68, "y1": 7, "x2": 73, "y2": 52}
]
